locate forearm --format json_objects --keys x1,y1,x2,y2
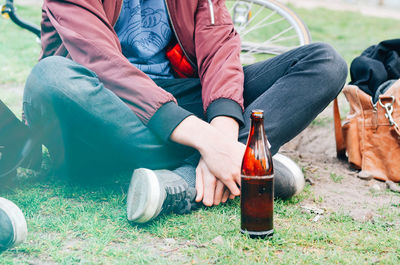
[
  {"x1": 170, "y1": 115, "x2": 221, "y2": 154},
  {"x1": 170, "y1": 115, "x2": 241, "y2": 153}
]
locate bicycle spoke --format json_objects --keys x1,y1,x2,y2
[
  {"x1": 241, "y1": 36, "x2": 298, "y2": 55},
  {"x1": 242, "y1": 26, "x2": 294, "y2": 56},
  {"x1": 263, "y1": 26, "x2": 294, "y2": 44},
  {"x1": 241, "y1": 42, "x2": 291, "y2": 54},
  {"x1": 267, "y1": 34, "x2": 298, "y2": 44},
  {"x1": 235, "y1": 9, "x2": 276, "y2": 35},
  {"x1": 227, "y1": 0, "x2": 311, "y2": 61},
  {"x1": 239, "y1": 16, "x2": 284, "y2": 38},
  {"x1": 237, "y1": 3, "x2": 265, "y2": 31}
]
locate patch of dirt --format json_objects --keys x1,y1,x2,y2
[
  {"x1": 280, "y1": 99, "x2": 400, "y2": 222},
  {"x1": 105, "y1": 233, "x2": 199, "y2": 263}
]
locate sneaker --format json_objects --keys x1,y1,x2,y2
[
  {"x1": 0, "y1": 198, "x2": 28, "y2": 251},
  {"x1": 127, "y1": 168, "x2": 196, "y2": 223},
  {"x1": 272, "y1": 154, "x2": 305, "y2": 200},
  {"x1": 0, "y1": 100, "x2": 42, "y2": 180}
]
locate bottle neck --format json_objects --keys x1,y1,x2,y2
[
  {"x1": 242, "y1": 115, "x2": 273, "y2": 176},
  {"x1": 249, "y1": 117, "x2": 265, "y2": 143}
]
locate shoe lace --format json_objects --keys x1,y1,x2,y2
[{"x1": 162, "y1": 186, "x2": 194, "y2": 215}]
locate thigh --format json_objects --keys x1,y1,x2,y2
[
  {"x1": 240, "y1": 43, "x2": 347, "y2": 154},
  {"x1": 242, "y1": 42, "x2": 333, "y2": 106},
  {"x1": 24, "y1": 57, "x2": 197, "y2": 177}
]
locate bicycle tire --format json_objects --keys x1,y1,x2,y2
[{"x1": 227, "y1": 0, "x2": 312, "y2": 63}]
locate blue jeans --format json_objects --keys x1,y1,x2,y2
[{"x1": 23, "y1": 43, "x2": 347, "y2": 180}]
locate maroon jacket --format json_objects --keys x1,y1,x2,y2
[{"x1": 40, "y1": 0, "x2": 244, "y2": 141}]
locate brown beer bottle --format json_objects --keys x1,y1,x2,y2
[{"x1": 240, "y1": 110, "x2": 274, "y2": 238}]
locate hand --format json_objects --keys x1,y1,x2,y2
[
  {"x1": 170, "y1": 115, "x2": 245, "y2": 198},
  {"x1": 195, "y1": 158, "x2": 232, "y2": 206},
  {"x1": 200, "y1": 116, "x2": 245, "y2": 198},
  {"x1": 209, "y1": 116, "x2": 241, "y2": 203},
  {"x1": 198, "y1": 137, "x2": 245, "y2": 198}
]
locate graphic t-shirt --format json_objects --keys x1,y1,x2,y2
[{"x1": 114, "y1": 0, "x2": 174, "y2": 79}]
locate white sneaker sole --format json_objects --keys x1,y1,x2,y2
[
  {"x1": 127, "y1": 168, "x2": 163, "y2": 223},
  {"x1": 273, "y1": 153, "x2": 305, "y2": 196},
  {"x1": 0, "y1": 198, "x2": 28, "y2": 246}
]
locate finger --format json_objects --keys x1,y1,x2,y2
[
  {"x1": 234, "y1": 172, "x2": 241, "y2": 188},
  {"x1": 222, "y1": 188, "x2": 229, "y2": 203},
  {"x1": 224, "y1": 179, "x2": 241, "y2": 197},
  {"x1": 203, "y1": 174, "x2": 216, "y2": 207},
  {"x1": 229, "y1": 193, "x2": 236, "y2": 200},
  {"x1": 213, "y1": 180, "x2": 225, "y2": 205},
  {"x1": 195, "y1": 167, "x2": 204, "y2": 203}
]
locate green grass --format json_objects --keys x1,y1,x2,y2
[
  {"x1": 3, "y1": 176, "x2": 400, "y2": 264},
  {"x1": 330, "y1": 173, "x2": 344, "y2": 183},
  {"x1": 295, "y1": 6, "x2": 400, "y2": 66},
  {"x1": 1, "y1": 4, "x2": 400, "y2": 265},
  {"x1": 310, "y1": 116, "x2": 332, "y2": 127},
  {"x1": 0, "y1": 5, "x2": 41, "y2": 85}
]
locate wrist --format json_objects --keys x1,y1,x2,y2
[{"x1": 210, "y1": 116, "x2": 239, "y2": 140}]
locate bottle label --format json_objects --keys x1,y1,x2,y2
[
  {"x1": 241, "y1": 174, "x2": 274, "y2": 179},
  {"x1": 240, "y1": 174, "x2": 274, "y2": 237}
]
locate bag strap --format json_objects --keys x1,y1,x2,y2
[
  {"x1": 333, "y1": 97, "x2": 347, "y2": 160},
  {"x1": 378, "y1": 95, "x2": 400, "y2": 137}
]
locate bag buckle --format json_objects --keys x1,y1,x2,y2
[{"x1": 379, "y1": 96, "x2": 399, "y2": 129}]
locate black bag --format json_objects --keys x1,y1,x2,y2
[
  {"x1": 349, "y1": 38, "x2": 400, "y2": 97},
  {"x1": 0, "y1": 100, "x2": 41, "y2": 180}
]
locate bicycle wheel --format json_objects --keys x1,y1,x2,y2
[{"x1": 226, "y1": 0, "x2": 312, "y2": 64}]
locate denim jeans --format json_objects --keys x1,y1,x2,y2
[{"x1": 23, "y1": 43, "x2": 347, "y2": 180}]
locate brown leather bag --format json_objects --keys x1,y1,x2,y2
[{"x1": 334, "y1": 80, "x2": 400, "y2": 182}]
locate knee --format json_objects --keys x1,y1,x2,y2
[
  {"x1": 29, "y1": 56, "x2": 78, "y2": 84},
  {"x1": 310, "y1": 42, "x2": 348, "y2": 98},
  {"x1": 25, "y1": 56, "x2": 72, "y2": 100},
  {"x1": 24, "y1": 56, "x2": 98, "y2": 101}
]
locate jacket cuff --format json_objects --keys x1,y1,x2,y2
[
  {"x1": 206, "y1": 98, "x2": 244, "y2": 126},
  {"x1": 147, "y1": 102, "x2": 193, "y2": 142}
]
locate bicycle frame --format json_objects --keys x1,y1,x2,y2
[{"x1": 1, "y1": 0, "x2": 41, "y2": 38}]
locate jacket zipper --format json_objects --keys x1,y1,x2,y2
[
  {"x1": 207, "y1": 0, "x2": 215, "y2": 25},
  {"x1": 164, "y1": 0, "x2": 197, "y2": 69}
]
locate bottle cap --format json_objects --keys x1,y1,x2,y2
[{"x1": 251, "y1": 109, "x2": 264, "y2": 118}]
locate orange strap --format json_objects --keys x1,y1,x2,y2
[
  {"x1": 333, "y1": 97, "x2": 346, "y2": 159},
  {"x1": 166, "y1": 42, "x2": 195, "y2": 78}
]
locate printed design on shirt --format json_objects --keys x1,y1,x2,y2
[
  {"x1": 132, "y1": 31, "x2": 163, "y2": 55},
  {"x1": 119, "y1": 3, "x2": 171, "y2": 58},
  {"x1": 123, "y1": 0, "x2": 140, "y2": 16},
  {"x1": 116, "y1": 0, "x2": 174, "y2": 78},
  {"x1": 161, "y1": 23, "x2": 170, "y2": 39},
  {"x1": 142, "y1": 8, "x2": 162, "y2": 28}
]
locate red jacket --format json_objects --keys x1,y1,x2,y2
[{"x1": 40, "y1": 0, "x2": 244, "y2": 141}]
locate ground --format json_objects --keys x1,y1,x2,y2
[
  {"x1": 1, "y1": 1, "x2": 400, "y2": 264},
  {"x1": 280, "y1": 95, "x2": 400, "y2": 222}
]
